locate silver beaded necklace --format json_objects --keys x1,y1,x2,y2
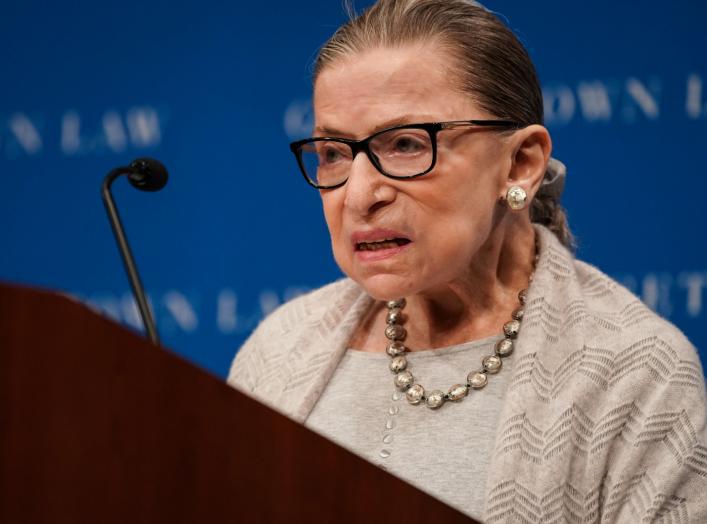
[{"x1": 384, "y1": 252, "x2": 537, "y2": 410}]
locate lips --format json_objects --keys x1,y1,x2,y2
[{"x1": 351, "y1": 228, "x2": 412, "y2": 260}]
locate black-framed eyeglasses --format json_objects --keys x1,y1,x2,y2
[{"x1": 289, "y1": 119, "x2": 524, "y2": 189}]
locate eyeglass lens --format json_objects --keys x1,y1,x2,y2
[{"x1": 300, "y1": 127, "x2": 434, "y2": 187}]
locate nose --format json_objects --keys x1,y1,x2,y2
[{"x1": 343, "y1": 152, "x2": 396, "y2": 217}]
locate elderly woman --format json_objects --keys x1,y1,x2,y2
[{"x1": 228, "y1": 0, "x2": 707, "y2": 521}]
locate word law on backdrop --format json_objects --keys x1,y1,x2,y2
[{"x1": 0, "y1": 105, "x2": 163, "y2": 158}]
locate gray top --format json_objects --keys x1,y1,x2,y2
[{"x1": 306, "y1": 335, "x2": 509, "y2": 520}]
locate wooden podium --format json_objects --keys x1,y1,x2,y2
[{"x1": 0, "y1": 283, "x2": 475, "y2": 523}]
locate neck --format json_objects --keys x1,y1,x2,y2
[{"x1": 403, "y1": 218, "x2": 536, "y2": 350}]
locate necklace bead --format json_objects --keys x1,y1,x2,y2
[
  {"x1": 503, "y1": 320, "x2": 521, "y2": 338},
  {"x1": 425, "y1": 390, "x2": 445, "y2": 409},
  {"x1": 406, "y1": 384, "x2": 425, "y2": 405},
  {"x1": 385, "y1": 324, "x2": 406, "y2": 341},
  {"x1": 495, "y1": 338, "x2": 514, "y2": 357},
  {"x1": 386, "y1": 341, "x2": 406, "y2": 356},
  {"x1": 448, "y1": 384, "x2": 469, "y2": 401},
  {"x1": 467, "y1": 371, "x2": 488, "y2": 389},
  {"x1": 482, "y1": 355, "x2": 503, "y2": 374},
  {"x1": 389, "y1": 355, "x2": 407, "y2": 373},
  {"x1": 518, "y1": 289, "x2": 528, "y2": 305},
  {"x1": 387, "y1": 298, "x2": 406, "y2": 309},
  {"x1": 394, "y1": 370, "x2": 414, "y2": 390},
  {"x1": 386, "y1": 308, "x2": 403, "y2": 324}
]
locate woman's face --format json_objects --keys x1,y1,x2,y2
[{"x1": 314, "y1": 44, "x2": 513, "y2": 300}]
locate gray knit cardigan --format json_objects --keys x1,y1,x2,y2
[{"x1": 228, "y1": 226, "x2": 707, "y2": 523}]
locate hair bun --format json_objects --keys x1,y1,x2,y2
[{"x1": 538, "y1": 157, "x2": 566, "y2": 201}]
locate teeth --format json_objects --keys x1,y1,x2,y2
[{"x1": 357, "y1": 239, "x2": 407, "y2": 251}]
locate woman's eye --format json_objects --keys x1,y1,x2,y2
[
  {"x1": 392, "y1": 136, "x2": 426, "y2": 154},
  {"x1": 319, "y1": 146, "x2": 345, "y2": 165}
]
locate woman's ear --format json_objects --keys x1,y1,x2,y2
[{"x1": 505, "y1": 124, "x2": 552, "y2": 201}]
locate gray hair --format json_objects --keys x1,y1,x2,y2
[{"x1": 313, "y1": 0, "x2": 574, "y2": 249}]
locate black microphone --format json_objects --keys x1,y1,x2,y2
[
  {"x1": 101, "y1": 158, "x2": 169, "y2": 346},
  {"x1": 126, "y1": 157, "x2": 168, "y2": 192}
]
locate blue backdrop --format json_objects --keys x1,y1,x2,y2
[{"x1": 2, "y1": 0, "x2": 705, "y2": 378}]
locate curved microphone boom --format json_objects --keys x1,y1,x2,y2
[{"x1": 101, "y1": 158, "x2": 169, "y2": 346}]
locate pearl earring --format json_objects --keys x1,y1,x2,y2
[{"x1": 505, "y1": 186, "x2": 527, "y2": 210}]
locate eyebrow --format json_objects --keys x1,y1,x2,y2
[{"x1": 314, "y1": 114, "x2": 436, "y2": 138}]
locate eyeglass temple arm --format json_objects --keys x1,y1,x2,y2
[{"x1": 440, "y1": 119, "x2": 523, "y2": 130}]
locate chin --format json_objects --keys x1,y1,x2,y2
[
  {"x1": 333, "y1": 250, "x2": 420, "y2": 300},
  {"x1": 351, "y1": 273, "x2": 417, "y2": 301}
]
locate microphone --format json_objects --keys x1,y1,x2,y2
[
  {"x1": 126, "y1": 157, "x2": 168, "y2": 192},
  {"x1": 101, "y1": 158, "x2": 169, "y2": 346}
]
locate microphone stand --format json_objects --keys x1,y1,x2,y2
[{"x1": 102, "y1": 167, "x2": 160, "y2": 346}]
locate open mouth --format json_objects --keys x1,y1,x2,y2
[{"x1": 356, "y1": 238, "x2": 412, "y2": 251}]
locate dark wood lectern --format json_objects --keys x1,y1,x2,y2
[{"x1": 0, "y1": 283, "x2": 475, "y2": 523}]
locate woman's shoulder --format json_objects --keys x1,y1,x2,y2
[
  {"x1": 524, "y1": 227, "x2": 704, "y2": 402},
  {"x1": 573, "y1": 257, "x2": 699, "y2": 363},
  {"x1": 226, "y1": 278, "x2": 370, "y2": 415},
  {"x1": 533, "y1": 226, "x2": 700, "y2": 368},
  {"x1": 230, "y1": 277, "x2": 364, "y2": 360}
]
